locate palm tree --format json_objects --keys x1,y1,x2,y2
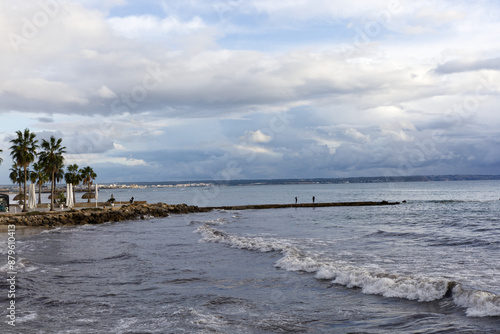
[
  {"x1": 33, "y1": 162, "x2": 49, "y2": 205},
  {"x1": 9, "y1": 164, "x2": 23, "y2": 194},
  {"x1": 55, "y1": 166, "x2": 65, "y2": 188},
  {"x1": 38, "y1": 136, "x2": 66, "y2": 211},
  {"x1": 28, "y1": 168, "x2": 37, "y2": 183},
  {"x1": 79, "y1": 166, "x2": 97, "y2": 203},
  {"x1": 9, "y1": 129, "x2": 38, "y2": 212},
  {"x1": 65, "y1": 164, "x2": 81, "y2": 205}
]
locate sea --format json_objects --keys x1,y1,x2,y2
[{"x1": 1, "y1": 180, "x2": 500, "y2": 333}]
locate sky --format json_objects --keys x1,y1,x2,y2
[{"x1": 0, "y1": 0, "x2": 500, "y2": 184}]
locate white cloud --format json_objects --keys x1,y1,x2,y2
[
  {"x1": 94, "y1": 85, "x2": 117, "y2": 99},
  {"x1": 344, "y1": 128, "x2": 370, "y2": 142},
  {"x1": 380, "y1": 120, "x2": 416, "y2": 142},
  {"x1": 1, "y1": 78, "x2": 88, "y2": 105},
  {"x1": 107, "y1": 15, "x2": 206, "y2": 39},
  {"x1": 234, "y1": 144, "x2": 280, "y2": 157},
  {"x1": 240, "y1": 130, "x2": 272, "y2": 143},
  {"x1": 65, "y1": 153, "x2": 148, "y2": 167},
  {"x1": 75, "y1": 0, "x2": 126, "y2": 10},
  {"x1": 113, "y1": 142, "x2": 126, "y2": 151},
  {"x1": 114, "y1": 156, "x2": 148, "y2": 166},
  {"x1": 415, "y1": 5, "x2": 465, "y2": 24},
  {"x1": 312, "y1": 137, "x2": 341, "y2": 154}
]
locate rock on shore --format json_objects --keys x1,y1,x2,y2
[{"x1": 0, "y1": 203, "x2": 209, "y2": 228}]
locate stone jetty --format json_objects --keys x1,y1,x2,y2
[
  {"x1": 0, "y1": 203, "x2": 209, "y2": 228},
  {"x1": 205, "y1": 201, "x2": 399, "y2": 211},
  {"x1": 0, "y1": 201, "x2": 399, "y2": 228}
]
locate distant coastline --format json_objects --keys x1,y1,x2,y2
[
  {"x1": 1, "y1": 174, "x2": 500, "y2": 192},
  {"x1": 183, "y1": 174, "x2": 500, "y2": 186},
  {"x1": 73, "y1": 174, "x2": 500, "y2": 188}
]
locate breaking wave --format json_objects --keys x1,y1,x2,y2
[
  {"x1": 189, "y1": 217, "x2": 228, "y2": 226},
  {"x1": 195, "y1": 224, "x2": 500, "y2": 318}
]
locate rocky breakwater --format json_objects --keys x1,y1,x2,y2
[
  {"x1": 205, "y1": 201, "x2": 400, "y2": 211},
  {"x1": 0, "y1": 203, "x2": 209, "y2": 228}
]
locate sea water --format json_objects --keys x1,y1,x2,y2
[{"x1": 1, "y1": 180, "x2": 500, "y2": 333}]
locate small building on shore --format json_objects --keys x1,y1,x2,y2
[{"x1": 0, "y1": 194, "x2": 9, "y2": 212}]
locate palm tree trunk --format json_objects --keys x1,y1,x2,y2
[
  {"x1": 88, "y1": 183, "x2": 91, "y2": 203},
  {"x1": 73, "y1": 184, "x2": 76, "y2": 205},
  {"x1": 51, "y1": 172, "x2": 55, "y2": 211},
  {"x1": 38, "y1": 182, "x2": 42, "y2": 205},
  {"x1": 23, "y1": 166, "x2": 28, "y2": 212}
]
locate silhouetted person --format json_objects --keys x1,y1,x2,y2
[
  {"x1": 130, "y1": 197, "x2": 134, "y2": 204},
  {"x1": 295, "y1": 197, "x2": 298, "y2": 204},
  {"x1": 312, "y1": 196, "x2": 315, "y2": 203}
]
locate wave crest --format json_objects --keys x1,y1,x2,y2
[{"x1": 195, "y1": 224, "x2": 500, "y2": 317}]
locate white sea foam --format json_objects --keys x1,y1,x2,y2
[
  {"x1": 452, "y1": 285, "x2": 500, "y2": 317},
  {"x1": 189, "y1": 309, "x2": 227, "y2": 327},
  {"x1": 0, "y1": 257, "x2": 39, "y2": 272},
  {"x1": 173, "y1": 307, "x2": 229, "y2": 330},
  {"x1": 317, "y1": 265, "x2": 451, "y2": 302},
  {"x1": 112, "y1": 318, "x2": 138, "y2": 333},
  {"x1": 196, "y1": 224, "x2": 291, "y2": 253},
  {"x1": 16, "y1": 257, "x2": 38, "y2": 272},
  {"x1": 195, "y1": 224, "x2": 500, "y2": 315},
  {"x1": 280, "y1": 247, "x2": 452, "y2": 302},
  {"x1": 189, "y1": 217, "x2": 228, "y2": 226},
  {"x1": 40, "y1": 227, "x2": 62, "y2": 234},
  {"x1": 16, "y1": 312, "x2": 38, "y2": 323},
  {"x1": 75, "y1": 318, "x2": 98, "y2": 323}
]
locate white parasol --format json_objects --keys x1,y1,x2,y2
[
  {"x1": 28, "y1": 184, "x2": 37, "y2": 209},
  {"x1": 95, "y1": 183, "x2": 99, "y2": 208},
  {"x1": 66, "y1": 183, "x2": 74, "y2": 208}
]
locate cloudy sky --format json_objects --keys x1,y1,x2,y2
[{"x1": 1, "y1": 0, "x2": 499, "y2": 183}]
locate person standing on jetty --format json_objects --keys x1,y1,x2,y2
[
  {"x1": 295, "y1": 197, "x2": 298, "y2": 204},
  {"x1": 312, "y1": 196, "x2": 315, "y2": 203}
]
